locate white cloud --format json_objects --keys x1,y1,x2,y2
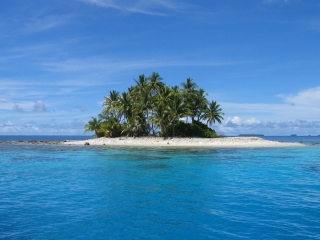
[
  {"x1": 218, "y1": 86, "x2": 320, "y2": 134},
  {"x1": 217, "y1": 117, "x2": 320, "y2": 136},
  {"x1": 13, "y1": 104, "x2": 25, "y2": 113},
  {"x1": 221, "y1": 100, "x2": 320, "y2": 122},
  {"x1": 278, "y1": 86, "x2": 320, "y2": 106},
  {"x1": 230, "y1": 116, "x2": 242, "y2": 125},
  {"x1": 217, "y1": 86, "x2": 320, "y2": 135},
  {"x1": 0, "y1": 119, "x2": 87, "y2": 135},
  {"x1": 0, "y1": 100, "x2": 14, "y2": 111},
  {"x1": 6, "y1": 120, "x2": 14, "y2": 126},
  {"x1": 0, "y1": 120, "x2": 40, "y2": 134},
  {"x1": 245, "y1": 117, "x2": 261, "y2": 125},
  {"x1": 33, "y1": 100, "x2": 47, "y2": 112},
  {"x1": 0, "y1": 99, "x2": 34, "y2": 111},
  {"x1": 224, "y1": 116, "x2": 261, "y2": 128}
]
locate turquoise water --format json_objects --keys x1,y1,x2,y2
[{"x1": 1, "y1": 138, "x2": 320, "y2": 239}]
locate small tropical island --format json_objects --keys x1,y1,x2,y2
[
  {"x1": 64, "y1": 72, "x2": 303, "y2": 148},
  {"x1": 84, "y1": 72, "x2": 224, "y2": 138}
]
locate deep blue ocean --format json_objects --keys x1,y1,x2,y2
[{"x1": 1, "y1": 136, "x2": 320, "y2": 239}]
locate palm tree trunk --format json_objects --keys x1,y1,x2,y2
[
  {"x1": 172, "y1": 123, "x2": 175, "y2": 138},
  {"x1": 151, "y1": 109, "x2": 154, "y2": 135}
]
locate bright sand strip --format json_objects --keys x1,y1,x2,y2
[{"x1": 63, "y1": 137, "x2": 304, "y2": 148}]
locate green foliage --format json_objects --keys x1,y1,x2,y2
[
  {"x1": 99, "y1": 118, "x2": 122, "y2": 138},
  {"x1": 203, "y1": 101, "x2": 224, "y2": 126},
  {"x1": 85, "y1": 72, "x2": 224, "y2": 138},
  {"x1": 84, "y1": 117, "x2": 102, "y2": 138},
  {"x1": 164, "y1": 120, "x2": 218, "y2": 138},
  {"x1": 121, "y1": 116, "x2": 148, "y2": 137}
]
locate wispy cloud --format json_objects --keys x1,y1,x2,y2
[
  {"x1": 215, "y1": 86, "x2": 320, "y2": 135},
  {"x1": 0, "y1": 55, "x2": 25, "y2": 62},
  {"x1": 1, "y1": 8, "x2": 73, "y2": 35},
  {"x1": 0, "y1": 77, "x2": 91, "y2": 100},
  {"x1": 23, "y1": 14, "x2": 73, "y2": 33},
  {"x1": 43, "y1": 57, "x2": 248, "y2": 73},
  {"x1": 0, "y1": 99, "x2": 49, "y2": 113},
  {"x1": 39, "y1": 56, "x2": 251, "y2": 90},
  {"x1": 278, "y1": 86, "x2": 320, "y2": 106},
  {"x1": 13, "y1": 104, "x2": 25, "y2": 113},
  {"x1": 0, "y1": 119, "x2": 86, "y2": 135},
  {"x1": 0, "y1": 121, "x2": 41, "y2": 134},
  {"x1": 217, "y1": 116, "x2": 320, "y2": 136},
  {"x1": 0, "y1": 99, "x2": 34, "y2": 111},
  {"x1": 39, "y1": 119, "x2": 85, "y2": 131},
  {"x1": 78, "y1": 0, "x2": 187, "y2": 15},
  {"x1": 221, "y1": 101, "x2": 320, "y2": 122}
]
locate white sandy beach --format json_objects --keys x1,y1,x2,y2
[{"x1": 63, "y1": 137, "x2": 304, "y2": 148}]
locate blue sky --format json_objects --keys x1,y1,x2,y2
[{"x1": 1, "y1": 0, "x2": 320, "y2": 136}]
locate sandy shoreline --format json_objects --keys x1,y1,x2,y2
[{"x1": 63, "y1": 137, "x2": 304, "y2": 148}]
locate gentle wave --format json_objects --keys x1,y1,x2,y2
[{"x1": 1, "y1": 145, "x2": 320, "y2": 239}]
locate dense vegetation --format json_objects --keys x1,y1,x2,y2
[{"x1": 84, "y1": 72, "x2": 224, "y2": 138}]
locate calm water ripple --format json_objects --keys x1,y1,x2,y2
[{"x1": 1, "y1": 143, "x2": 320, "y2": 239}]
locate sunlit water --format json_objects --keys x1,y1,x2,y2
[{"x1": 1, "y1": 136, "x2": 320, "y2": 239}]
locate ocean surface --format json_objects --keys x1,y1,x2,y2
[
  {"x1": 1, "y1": 136, "x2": 320, "y2": 239},
  {"x1": 0, "y1": 135, "x2": 92, "y2": 141}
]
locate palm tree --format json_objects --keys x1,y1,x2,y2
[
  {"x1": 181, "y1": 78, "x2": 201, "y2": 123},
  {"x1": 104, "y1": 90, "x2": 119, "y2": 107},
  {"x1": 171, "y1": 85, "x2": 180, "y2": 95},
  {"x1": 151, "y1": 86, "x2": 173, "y2": 136},
  {"x1": 84, "y1": 117, "x2": 101, "y2": 138},
  {"x1": 99, "y1": 118, "x2": 122, "y2": 137},
  {"x1": 193, "y1": 88, "x2": 209, "y2": 121},
  {"x1": 151, "y1": 104, "x2": 169, "y2": 137},
  {"x1": 158, "y1": 86, "x2": 172, "y2": 103},
  {"x1": 145, "y1": 72, "x2": 164, "y2": 135},
  {"x1": 85, "y1": 72, "x2": 225, "y2": 139},
  {"x1": 203, "y1": 101, "x2": 224, "y2": 126},
  {"x1": 148, "y1": 72, "x2": 164, "y2": 96},
  {"x1": 121, "y1": 116, "x2": 144, "y2": 137},
  {"x1": 153, "y1": 86, "x2": 173, "y2": 112},
  {"x1": 117, "y1": 92, "x2": 132, "y2": 122},
  {"x1": 181, "y1": 78, "x2": 198, "y2": 93},
  {"x1": 166, "y1": 94, "x2": 190, "y2": 137},
  {"x1": 133, "y1": 74, "x2": 149, "y2": 96},
  {"x1": 133, "y1": 90, "x2": 151, "y2": 135},
  {"x1": 103, "y1": 90, "x2": 120, "y2": 119}
]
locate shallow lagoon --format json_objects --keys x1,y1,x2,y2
[{"x1": 1, "y1": 137, "x2": 320, "y2": 239}]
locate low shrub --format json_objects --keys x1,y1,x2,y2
[{"x1": 164, "y1": 120, "x2": 218, "y2": 138}]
